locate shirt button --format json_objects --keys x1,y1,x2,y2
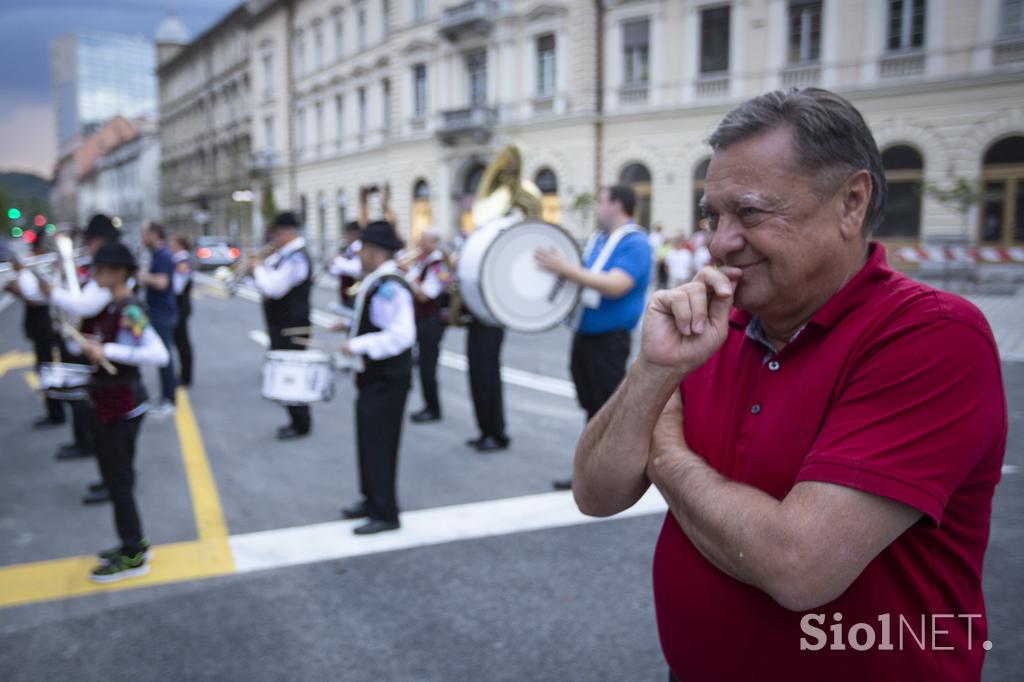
[
  {"x1": 768, "y1": 360, "x2": 780, "y2": 371},
  {"x1": 751, "y1": 404, "x2": 762, "y2": 415}
]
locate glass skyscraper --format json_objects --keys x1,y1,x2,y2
[{"x1": 50, "y1": 30, "x2": 156, "y2": 151}]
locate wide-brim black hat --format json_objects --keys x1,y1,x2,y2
[
  {"x1": 93, "y1": 242, "x2": 137, "y2": 270},
  {"x1": 84, "y1": 214, "x2": 119, "y2": 240},
  {"x1": 270, "y1": 211, "x2": 301, "y2": 230},
  {"x1": 361, "y1": 221, "x2": 404, "y2": 252}
]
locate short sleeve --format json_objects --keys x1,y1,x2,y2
[
  {"x1": 796, "y1": 316, "x2": 1006, "y2": 526},
  {"x1": 120, "y1": 303, "x2": 151, "y2": 341},
  {"x1": 607, "y1": 232, "x2": 652, "y2": 285},
  {"x1": 154, "y1": 250, "x2": 175, "y2": 276}
]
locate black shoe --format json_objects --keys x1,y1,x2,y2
[
  {"x1": 410, "y1": 408, "x2": 441, "y2": 424},
  {"x1": 88, "y1": 481, "x2": 106, "y2": 492},
  {"x1": 33, "y1": 415, "x2": 65, "y2": 429},
  {"x1": 552, "y1": 478, "x2": 573, "y2": 491},
  {"x1": 475, "y1": 435, "x2": 510, "y2": 453},
  {"x1": 340, "y1": 501, "x2": 370, "y2": 520},
  {"x1": 353, "y1": 519, "x2": 400, "y2": 535},
  {"x1": 82, "y1": 486, "x2": 111, "y2": 505},
  {"x1": 276, "y1": 426, "x2": 310, "y2": 441},
  {"x1": 56, "y1": 446, "x2": 92, "y2": 461}
]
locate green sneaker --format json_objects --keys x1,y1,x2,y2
[
  {"x1": 90, "y1": 550, "x2": 150, "y2": 584},
  {"x1": 97, "y1": 539, "x2": 152, "y2": 562}
]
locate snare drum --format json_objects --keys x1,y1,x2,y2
[
  {"x1": 262, "y1": 350, "x2": 335, "y2": 405},
  {"x1": 456, "y1": 216, "x2": 581, "y2": 333},
  {"x1": 37, "y1": 362, "x2": 92, "y2": 401}
]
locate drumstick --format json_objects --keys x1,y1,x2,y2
[
  {"x1": 61, "y1": 321, "x2": 117, "y2": 375},
  {"x1": 291, "y1": 336, "x2": 336, "y2": 350},
  {"x1": 282, "y1": 326, "x2": 315, "y2": 336}
]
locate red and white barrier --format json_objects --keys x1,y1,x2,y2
[{"x1": 892, "y1": 246, "x2": 1024, "y2": 265}]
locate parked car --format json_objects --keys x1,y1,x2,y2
[{"x1": 194, "y1": 236, "x2": 240, "y2": 270}]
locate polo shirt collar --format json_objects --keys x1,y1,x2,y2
[{"x1": 728, "y1": 241, "x2": 893, "y2": 334}]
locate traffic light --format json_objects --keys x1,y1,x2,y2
[
  {"x1": 45, "y1": 224, "x2": 56, "y2": 234},
  {"x1": 23, "y1": 229, "x2": 37, "y2": 244},
  {"x1": 33, "y1": 214, "x2": 46, "y2": 227},
  {"x1": 7, "y1": 208, "x2": 21, "y2": 220},
  {"x1": 11, "y1": 226, "x2": 23, "y2": 238}
]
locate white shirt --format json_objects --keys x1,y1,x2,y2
[
  {"x1": 407, "y1": 249, "x2": 446, "y2": 301},
  {"x1": 648, "y1": 232, "x2": 664, "y2": 253},
  {"x1": 171, "y1": 251, "x2": 192, "y2": 296},
  {"x1": 348, "y1": 261, "x2": 416, "y2": 361},
  {"x1": 664, "y1": 248, "x2": 695, "y2": 283},
  {"x1": 328, "y1": 240, "x2": 362, "y2": 278},
  {"x1": 694, "y1": 246, "x2": 712, "y2": 271},
  {"x1": 52, "y1": 279, "x2": 112, "y2": 318},
  {"x1": 16, "y1": 270, "x2": 48, "y2": 304},
  {"x1": 103, "y1": 325, "x2": 170, "y2": 368},
  {"x1": 252, "y1": 237, "x2": 310, "y2": 300}
]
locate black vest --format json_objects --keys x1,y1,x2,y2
[
  {"x1": 261, "y1": 247, "x2": 312, "y2": 331},
  {"x1": 356, "y1": 274, "x2": 413, "y2": 381},
  {"x1": 176, "y1": 273, "x2": 192, "y2": 318}
]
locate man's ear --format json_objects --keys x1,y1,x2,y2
[{"x1": 838, "y1": 170, "x2": 872, "y2": 241}]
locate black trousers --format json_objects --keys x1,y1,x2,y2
[
  {"x1": 467, "y1": 321, "x2": 506, "y2": 439},
  {"x1": 95, "y1": 414, "x2": 145, "y2": 553},
  {"x1": 174, "y1": 310, "x2": 193, "y2": 386},
  {"x1": 268, "y1": 326, "x2": 311, "y2": 433},
  {"x1": 415, "y1": 313, "x2": 446, "y2": 416},
  {"x1": 570, "y1": 330, "x2": 632, "y2": 421},
  {"x1": 31, "y1": 334, "x2": 65, "y2": 422},
  {"x1": 355, "y1": 373, "x2": 411, "y2": 522}
]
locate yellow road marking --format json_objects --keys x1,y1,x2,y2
[
  {"x1": 0, "y1": 351, "x2": 34, "y2": 378},
  {"x1": 0, "y1": 386, "x2": 234, "y2": 608},
  {"x1": 24, "y1": 371, "x2": 39, "y2": 393}
]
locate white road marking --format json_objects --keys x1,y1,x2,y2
[
  {"x1": 229, "y1": 487, "x2": 667, "y2": 575},
  {"x1": 1004, "y1": 465, "x2": 1019, "y2": 475}
]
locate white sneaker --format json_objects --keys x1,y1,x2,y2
[{"x1": 146, "y1": 401, "x2": 176, "y2": 419}]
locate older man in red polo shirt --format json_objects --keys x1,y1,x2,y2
[{"x1": 573, "y1": 88, "x2": 1006, "y2": 681}]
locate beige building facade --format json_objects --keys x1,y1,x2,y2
[{"x1": 165, "y1": 0, "x2": 1024, "y2": 254}]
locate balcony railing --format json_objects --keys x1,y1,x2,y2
[
  {"x1": 994, "y1": 37, "x2": 1024, "y2": 65},
  {"x1": 780, "y1": 64, "x2": 821, "y2": 88},
  {"x1": 695, "y1": 74, "x2": 729, "y2": 98},
  {"x1": 618, "y1": 83, "x2": 649, "y2": 106},
  {"x1": 437, "y1": 105, "x2": 497, "y2": 144},
  {"x1": 439, "y1": 0, "x2": 498, "y2": 41},
  {"x1": 879, "y1": 51, "x2": 925, "y2": 79}
]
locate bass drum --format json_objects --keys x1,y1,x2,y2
[{"x1": 457, "y1": 216, "x2": 581, "y2": 333}]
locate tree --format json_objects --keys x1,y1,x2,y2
[{"x1": 921, "y1": 177, "x2": 984, "y2": 240}]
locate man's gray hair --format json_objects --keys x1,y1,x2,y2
[{"x1": 707, "y1": 88, "x2": 887, "y2": 236}]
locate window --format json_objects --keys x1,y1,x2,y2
[
  {"x1": 622, "y1": 19, "x2": 650, "y2": 84},
  {"x1": 536, "y1": 34, "x2": 556, "y2": 97},
  {"x1": 315, "y1": 100, "x2": 324, "y2": 148},
  {"x1": 294, "y1": 32, "x2": 305, "y2": 76},
  {"x1": 382, "y1": 78, "x2": 391, "y2": 134},
  {"x1": 877, "y1": 145, "x2": 923, "y2": 239},
  {"x1": 981, "y1": 136, "x2": 1024, "y2": 244},
  {"x1": 411, "y1": 179, "x2": 431, "y2": 244},
  {"x1": 263, "y1": 115, "x2": 274, "y2": 151},
  {"x1": 413, "y1": 0, "x2": 428, "y2": 23},
  {"x1": 887, "y1": 0, "x2": 926, "y2": 51},
  {"x1": 337, "y1": 190, "x2": 348, "y2": 234},
  {"x1": 1002, "y1": 0, "x2": 1024, "y2": 36},
  {"x1": 788, "y1": 1, "x2": 822, "y2": 63},
  {"x1": 334, "y1": 15, "x2": 344, "y2": 60},
  {"x1": 314, "y1": 23, "x2": 324, "y2": 69},
  {"x1": 535, "y1": 168, "x2": 560, "y2": 224},
  {"x1": 466, "y1": 49, "x2": 487, "y2": 105},
  {"x1": 358, "y1": 87, "x2": 367, "y2": 138},
  {"x1": 700, "y1": 6, "x2": 730, "y2": 74},
  {"x1": 261, "y1": 54, "x2": 273, "y2": 99},
  {"x1": 620, "y1": 163, "x2": 652, "y2": 228},
  {"x1": 316, "y1": 191, "x2": 327, "y2": 258},
  {"x1": 382, "y1": 0, "x2": 390, "y2": 36},
  {"x1": 358, "y1": 7, "x2": 367, "y2": 50},
  {"x1": 295, "y1": 106, "x2": 305, "y2": 152},
  {"x1": 413, "y1": 63, "x2": 428, "y2": 118},
  {"x1": 335, "y1": 94, "x2": 345, "y2": 146}
]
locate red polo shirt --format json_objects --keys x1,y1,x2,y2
[{"x1": 654, "y1": 244, "x2": 1006, "y2": 681}]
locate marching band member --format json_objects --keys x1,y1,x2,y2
[
  {"x1": 328, "y1": 221, "x2": 363, "y2": 310},
  {"x1": 75, "y1": 242, "x2": 169, "y2": 582},
  {"x1": 169, "y1": 233, "x2": 194, "y2": 387},
  {"x1": 338, "y1": 221, "x2": 416, "y2": 535},
  {"x1": 247, "y1": 212, "x2": 314, "y2": 440},
  {"x1": 405, "y1": 230, "x2": 451, "y2": 424}
]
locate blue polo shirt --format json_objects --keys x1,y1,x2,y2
[
  {"x1": 578, "y1": 229, "x2": 652, "y2": 335},
  {"x1": 146, "y1": 245, "x2": 178, "y2": 318}
]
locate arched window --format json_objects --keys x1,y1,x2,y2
[
  {"x1": 411, "y1": 179, "x2": 432, "y2": 244},
  {"x1": 534, "y1": 168, "x2": 560, "y2": 224},
  {"x1": 619, "y1": 162, "x2": 652, "y2": 228},
  {"x1": 460, "y1": 161, "x2": 486, "y2": 234},
  {"x1": 692, "y1": 158, "x2": 710, "y2": 234},
  {"x1": 876, "y1": 145, "x2": 923, "y2": 239},
  {"x1": 981, "y1": 135, "x2": 1024, "y2": 245}
]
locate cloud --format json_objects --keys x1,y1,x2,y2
[{"x1": 0, "y1": 102, "x2": 57, "y2": 178}]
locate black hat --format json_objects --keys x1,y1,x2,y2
[
  {"x1": 270, "y1": 212, "x2": 301, "y2": 230},
  {"x1": 84, "y1": 214, "x2": 119, "y2": 240},
  {"x1": 93, "y1": 242, "x2": 137, "y2": 270},
  {"x1": 361, "y1": 220, "x2": 404, "y2": 252}
]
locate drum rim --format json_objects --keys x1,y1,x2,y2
[{"x1": 477, "y1": 219, "x2": 582, "y2": 333}]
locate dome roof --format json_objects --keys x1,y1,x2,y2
[{"x1": 156, "y1": 14, "x2": 189, "y2": 44}]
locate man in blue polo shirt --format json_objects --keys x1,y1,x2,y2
[
  {"x1": 536, "y1": 185, "x2": 652, "y2": 489},
  {"x1": 138, "y1": 222, "x2": 179, "y2": 415}
]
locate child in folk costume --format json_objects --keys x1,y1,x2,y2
[
  {"x1": 77, "y1": 242, "x2": 169, "y2": 582},
  {"x1": 338, "y1": 221, "x2": 416, "y2": 535}
]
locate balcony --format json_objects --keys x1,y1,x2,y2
[
  {"x1": 879, "y1": 51, "x2": 925, "y2": 79},
  {"x1": 439, "y1": 0, "x2": 498, "y2": 41},
  {"x1": 695, "y1": 74, "x2": 729, "y2": 98},
  {"x1": 780, "y1": 64, "x2": 821, "y2": 88},
  {"x1": 618, "y1": 83, "x2": 649, "y2": 106},
  {"x1": 994, "y1": 37, "x2": 1024, "y2": 65},
  {"x1": 437, "y1": 105, "x2": 497, "y2": 145}
]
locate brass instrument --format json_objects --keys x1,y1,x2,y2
[
  {"x1": 213, "y1": 243, "x2": 276, "y2": 295},
  {"x1": 0, "y1": 249, "x2": 88, "y2": 288},
  {"x1": 470, "y1": 145, "x2": 544, "y2": 227}
]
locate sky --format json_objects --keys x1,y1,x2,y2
[{"x1": 0, "y1": 0, "x2": 237, "y2": 179}]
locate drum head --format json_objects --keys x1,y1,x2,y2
[{"x1": 478, "y1": 220, "x2": 581, "y2": 333}]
